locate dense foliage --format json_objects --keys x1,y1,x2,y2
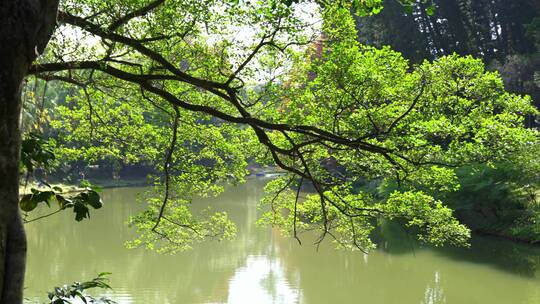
[
  {"x1": 23, "y1": 0, "x2": 540, "y2": 253},
  {"x1": 354, "y1": 0, "x2": 540, "y2": 241},
  {"x1": 356, "y1": 0, "x2": 540, "y2": 115}
]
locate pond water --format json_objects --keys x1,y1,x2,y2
[{"x1": 24, "y1": 179, "x2": 540, "y2": 303}]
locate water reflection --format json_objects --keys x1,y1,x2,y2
[
  {"x1": 422, "y1": 272, "x2": 446, "y2": 304},
  {"x1": 227, "y1": 255, "x2": 301, "y2": 304},
  {"x1": 24, "y1": 179, "x2": 540, "y2": 304},
  {"x1": 437, "y1": 236, "x2": 540, "y2": 278},
  {"x1": 374, "y1": 220, "x2": 540, "y2": 278}
]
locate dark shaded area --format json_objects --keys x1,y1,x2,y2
[
  {"x1": 374, "y1": 221, "x2": 540, "y2": 278},
  {"x1": 357, "y1": 0, "x2": 537, "y2": 63},
  {"x1": 438, "y1": 235, "x2": 540, "y2": 277}
]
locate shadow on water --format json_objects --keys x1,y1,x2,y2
[
  {"x1": 436, "y1": 235, "x2": 540, "y2": 278},
  {"x1": 373, "y1": 221, "x2": 540, "y2": 278},
  {"x1": 371, "y1": 220, "x2": 421, "y2": 255}
]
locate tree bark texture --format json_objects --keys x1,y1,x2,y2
[{"x1": 0, "y1": 1, "x2": 58, "y2": 302}]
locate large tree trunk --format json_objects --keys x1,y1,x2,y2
[{"x1": 0, "y1": 1, "x2": 58, "y2": 302}]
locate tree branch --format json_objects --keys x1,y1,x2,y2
[
  {"x1": 152, "y1": 107, "x2": 180, "y2": 231},
  {"x1": 108, "y1": 0, "x2": 166, "y2": 32}
]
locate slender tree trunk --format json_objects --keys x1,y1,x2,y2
[{"x1": 0, "y1": 1, "x2": 58, "y2": 302}]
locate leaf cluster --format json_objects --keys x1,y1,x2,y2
[
  {"x1": 46, "y1": 272, "x2": 115, "y2": 304},
  {"x1": 21, "y1": 182, "x2": 103, "y2": 222},
  {"x1": 21, "y1": 133, "x2": 56, "y2": 173}
]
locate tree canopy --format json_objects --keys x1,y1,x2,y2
[{"x1": 24, "y1": 0, "x2": 538, "y2": 254}]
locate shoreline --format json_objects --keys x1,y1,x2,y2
[{"x1": 19, "y1": 176, "x2": 540, "y2": 247}]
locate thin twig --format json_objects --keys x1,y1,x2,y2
[{"x1": 24, "y1": 208, "x2": 64, "y2": 224}]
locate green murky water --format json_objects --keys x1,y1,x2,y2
[{"x1": 24, "y1": 179, "x2": 540, "y2": 303}]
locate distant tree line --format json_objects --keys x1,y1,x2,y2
[{"x1": 356, "y1": 0, "x2": 540, "y2": 126}]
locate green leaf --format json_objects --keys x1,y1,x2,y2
[
  {"x1": 73, "y1": 202, "x2": 90, "y2": 222},
  {"x1": 86, "y1": 190, "x2": 103, "y2": 209},
  {"x1": 79, "y1": 179, "x2": 92, "y2": 188},
  {"x1": 34, "y1": 191, "x2": 55, "y2": 207},
  {"x1": 20, "y1": 194, "x2": 38, "y2": 212},
  {"x1": 426, "y1": 5, "x2": 436, "y2": 16},
  {"x1": 403, "y1": 4, "x2": 413, "y2": 14},
  {"x1": 55, "y1": 194, "x2": 73, "y2": 209}
]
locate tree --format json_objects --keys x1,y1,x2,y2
[
  {"x1": 355, "y1": 0, "x2": 540, "y2": 117},
  {"x1": 0, "y1": 1, "x2": 59, "y2": 302},
  {"x1": 355, "y1": 0, "x2": 540, "y2": 236},
  {"x1": 0, "y1": 0, "x2": 537, "y2": 302}
]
